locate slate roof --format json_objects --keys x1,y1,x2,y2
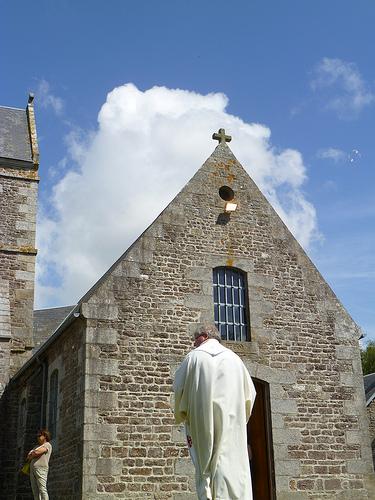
[
  {"x1": 33, "y1": 306, "x2": 75, "y2": 351},
  {"x1": 0, "y1": 106, "x2": 32, "y2": 162},
  {"x1": 364, "y1": 373, "x2": 375, "y2": 406}
]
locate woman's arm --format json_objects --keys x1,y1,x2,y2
[{"x1": 27, "y1": 445, "x2": 47, "y2": 459}]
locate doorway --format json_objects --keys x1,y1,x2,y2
[{"x1": 247, "y1": 378, "x2": 276, "y2": 500}]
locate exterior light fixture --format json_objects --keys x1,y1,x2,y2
[
  {"x1": 219, "y1": 185, "x2": 237, "y2": 215},
  {"x1": 224, "y1": 202, "x2": 237, "y2": 213}
]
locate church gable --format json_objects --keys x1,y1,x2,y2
[
  {"x1": 78, "y1": 137, "x2": 373, "y2": 498},
  {"x1": 82, "y1": 138, "x2": 358, "y2": 345}
]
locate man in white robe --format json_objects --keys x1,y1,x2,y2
[{"x1": 173, "y1": 324, "x2": 256, "y2": 500}]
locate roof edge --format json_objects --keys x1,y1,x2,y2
[
  {"x1": 366, "y1": 391, "x2": 375, "y2": 407},
  {"x1": 10, "y1": 304, "x2": 81, "y2": 382},
  {"x1": 26, "y1": 95, "x2": 39, "y2": 168},
  {"x1": 0, "y1": 157, "x2": 34, "y2": 169},
  {"x1": 0, "y1": 105, "x2": 25, "y2": 111}
]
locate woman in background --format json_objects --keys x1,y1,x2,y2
[{"x1": 27, "y1": 429, "x2": 52, "y2": 500}]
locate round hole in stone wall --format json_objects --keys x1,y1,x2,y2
[{"x1": 219, "y1": 186, "x2": 235, "y2": 201}]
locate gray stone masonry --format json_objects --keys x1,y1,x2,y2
[
  {"x1": 0, "y1": 98, "x2": 39, "y2": 392},
  {"x1": 0, "y1": 318, "x2": 86, "y2": 498},
  {"x1": 366, "y1": 400, "x2": 375, "y2": 468},
  {"x1": 1, "y1": 140, "x2": 374, "y2": 499},
  {"x1": 78, "y1": 142, "x2": 374, "y2": 498}
]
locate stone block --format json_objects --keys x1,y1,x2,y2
[
  {"x1": 344, "y1": 400, "x2": 362, "y2": 416},
  {"x1": 346, "y1": 430, "x2": 362, "y2": 445},
  {"x1": 87, "y1": 358, "x2": 119, "y2": 376},
  {"x1": 271, "y1": 398, "x2": 298, "y2": 415},
  {"x1": 114, "y1": 261, "x2": 140, "y2": 278},
  {"x1": 271, "y1": 413, "x2": 286, "y2": 429},
  {"x1": 324, "y1": 478, "x2": 341, "y2": 490},
  {"x1": 0, "y1": 303, "x2": 10, "y2": 312},
  {"x1": 347, "y1": 459, "x2": 373, "y2": 474},
  {"x1": 277, "y1": 493, "x2": 306, "y2": 500},
  {"x1": 82, "y1": 405, "x2": 98, "y2": 424},
  {"x1": 175, "y1": 458, "x2": 195, "y2": 475},
  {"x1": 84, "y1": 374, "x2": 99, "y2": 391},
  {"x1": 82, "y1": 441, "x2": 100, "y2": 459},
  {"x1": 82, "y1": 458, "x2": 96, "y2": 475},
  {"x1": 146, "y1": 221, "x2": 164, "y2": 237},
  {"x1": 335, "y1": 345, "x2": 355, "y2": 360},
  {"x1": 86, "y1": 328, "x2": 118, "y2": 345},
  {"x1": 84, "y1": 424, "x2": 117, "y2": 442},
  {"x1": 81, "y1": 474, "x2": 98, "y2": 495},
  {"x1": 275, "y1": 459, "x2": 300, "y2": 476},
  {"x1": 185, "y1": 266, "x2": 210, "y2": 281},
  {"x1": 256, "y1": 364, "x2": 297, "y2": 384},
  {"x1": 269, "y1": 383, "x2": 287, "y2": 400},
  {"x1": 272, "y1": 428, "x2": 301, "y2": 445},
  {"x1": 340, "y1": 372, "x2": 362, "y2": 386},
  {"x1": 125, "y1": 245, "x2": 154, "y2": 264},
  {"x1": 352, "y1": 355, "x2": 363, "y2": 374},
  {"x1": 171, "y1": 425, "x2": 185, "y2": 444},
  {"x1": 184, "y1": 294, "x2": 212, "y2": 310},
  {"x1": 250, "y1": 301, "x2": 275, "y2": 319},
  {"x1": 273, "y1": 444, "x2": 289, "y2": 461},
  {"x1": 173, "y1": 494, "x2": 196, "y2": 500},
  {"x1": 15, "y1": 270, "x2": 34, "y2": 281},
  {"x1": 85, "y1": 390, "x2": 118, "y2": 410},
  {"x1": 96, "y1": 458, "x2": 122, "y2": 476},
  {"x1": 81, "y1": 303, "x2": 118, "y2": 320},
  {"x1": 15, "y1": 220, "x2": 35, "y2": 231}
]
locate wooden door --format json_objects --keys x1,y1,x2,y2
[{"x1": 247, "y1": 378, "x2": 276, "y2": 500}]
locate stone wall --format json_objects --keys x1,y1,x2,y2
[
  {"x1": 80, "y1": 143, "x2": 374, "y2": 499},
  {"x1": 0, "y1": 318, "x2": 86, "y2": 499},
  {"x1": 366, "y1": 401, "x2": 375, "y2": 468},
  {"x1": 367, "y1": 401, "x2": 375, "y2": 437},
  {"x1": 1, "y1": 142, "x2": 373, "y2": 498},
  {"x1": 0, "y1": 165, "x2": 38, "y2": 387},
  {"x1": 0, "y1": 98, "x2": 39, "y2": 392}
]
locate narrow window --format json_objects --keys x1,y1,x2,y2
[
  {"x1": 19, "y1": 398, "x2": 26, "y2": 431},
  {"x1": 17, "y1": 397, "x2": 27, "y2": 464},
  {"x1": 213, "y1": 267, "x2": 250, "y2": 341},
  {"x1": 48, "y1": 370, "x2": 59, "y2": 439}
]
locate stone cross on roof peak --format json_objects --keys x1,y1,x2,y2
[{"x1": 212, "y1": 128, "x2": 232, "y2": 144}]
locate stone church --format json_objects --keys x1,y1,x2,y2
[{"x1": 0, "y1": 97, "x2": 374, "y2": 499}]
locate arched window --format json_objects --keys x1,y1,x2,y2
[
  {"x1": 19, "y1": 397, "x2": 27, "y2": 431},
  {"x1": 48, "y1": 369, "x2": 59, "y2": 440},
  {"x1": 213, "y1": 267, "x2": 250, "y2": 341}
]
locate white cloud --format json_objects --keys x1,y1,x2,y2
[
  {"x1": 36, "y1": 83, "x2": 319, "y2": 307},
  {"x1": 36, "y1": 79, "x2": 64, "y2": 115},
  {"x1": 311, "y1": 58, "x2": 374, "y2": 118},
  {"x1": 317, "y1": 147, "x2": 346, "y2": 163}
]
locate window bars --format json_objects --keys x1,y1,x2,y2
[{"x1": 213, "y1": 267, "x2": 249, "y2": 341}]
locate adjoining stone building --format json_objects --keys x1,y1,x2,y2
[
  {"x1": 364, "y1": 373, "x2": 375, "y2": 468},
  {"x1": 0, "y1": 96, "x2": 39, "y2": 392},
  {"x1": 0, "y1": 103, "x2": 374, "y2": 499}
]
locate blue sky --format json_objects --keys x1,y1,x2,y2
[{"x1": 2, "y1": 1, "x2": 375, "y2": 341}]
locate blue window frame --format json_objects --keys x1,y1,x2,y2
[{"x1": 213, "y1": 267, "x2": 249, "y2": 341}]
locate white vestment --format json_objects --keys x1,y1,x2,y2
[{"x1": 173, "y1": 339, "x2": 256, "y2": 500}]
